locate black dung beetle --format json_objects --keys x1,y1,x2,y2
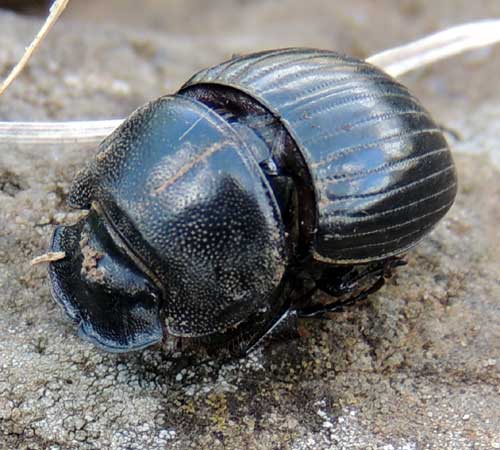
[{"x1": 48, "y1": 48, "x2": 457, "y2": 354}]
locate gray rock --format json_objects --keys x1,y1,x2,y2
[{"x1": 0, "y1": 2, "x2": 499, "y2": 449}]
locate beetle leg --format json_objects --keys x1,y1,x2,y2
[
  {"x1": 237, "y1": 282, "x2": 323, "y2": 356},
  {"x1": 296, "y1": 276, "x2": 386, "y2": 318},
  {"x1": 318, "y1": 256, "x2": 406, "y2": 296},
  {"x1": 297, "y1": 256, "x2": 406, "y2": 318},
  {"x1": 238, "y1": 306, "x2": 296, "y2": 356},
  {"x1": 318, "y1": 265, "x2": 384, "y2": 297}
]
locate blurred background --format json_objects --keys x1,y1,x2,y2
[
  {"x1": 1, "y1": 0, "x2": 500, "y2": 122},
  {"x1": 1, "y1": 0, "x2": 500, "y2": 55}
]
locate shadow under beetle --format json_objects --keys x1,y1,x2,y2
[{"x1": 48, "y1": 49, "x2": 457, "y2": 355}]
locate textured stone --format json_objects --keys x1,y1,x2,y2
[{"x1": 1, "y1": 2, "x2": 499, "y2": 449}]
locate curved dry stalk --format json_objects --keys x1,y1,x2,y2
[
  {"x1": 366, "y1": 19, "x2": 500, "y2": 77},
  {"x1": 0, "y1": 19, "x2": 500, "y2": 145},
  {"x1": 0, "y1": 0, "x2": 69, "y2": 96},
  {"x1": 30, "y1": 251, "x2": 66, "y2": 265},
  {"x1": 0, "y1": 119, "x2": 123, "y2": 144}
]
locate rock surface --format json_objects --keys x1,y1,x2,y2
[{"x1": 1, "y1": 2, "x2": 499, "y2": 449}]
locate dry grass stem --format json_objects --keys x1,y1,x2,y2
[
  {"x1": 0, "y1": 19, "x2": 500, "y2": 144},
  {"x1": 0, "y1": 0, "x2": 69, "y2": 96},
  {"x1": 367, "y1": 19, "x2": 500, "y2": 77},
  {"x1": 30, "y1": 251, "x2": 66, "y2": 265}
]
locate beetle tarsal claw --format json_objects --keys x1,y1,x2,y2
[{"x1": 30, "y1": 251, "x2": 66, "y2": 266}]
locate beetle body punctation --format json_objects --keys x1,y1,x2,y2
[{"x1": 48, "y1": 49, "x2": 457, "y2": 354}]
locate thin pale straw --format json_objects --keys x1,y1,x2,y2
[
  {"x1": 0, "y1": 119, "x2": 123, "y2": 144},
  {"x1": 0, "y1": 0, "x2": 69, "y2": 96},
  {"x1": 366, "y1": 19, "x2": 500, "y2": 77},
  {"x1": 1, "y1": 19, "x2": 499, "y2": 145}
]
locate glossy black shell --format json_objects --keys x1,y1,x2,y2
[
  {"x1": 48, "y1": 48, "x2": 457, "y2": 353},
  {"x1": 183, "y1": 48, "x2": 458, "y2": 263}
]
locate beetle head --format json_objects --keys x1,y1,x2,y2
[{"x1": 48, "y1": 208, "x2": 163, "y2": 352}]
